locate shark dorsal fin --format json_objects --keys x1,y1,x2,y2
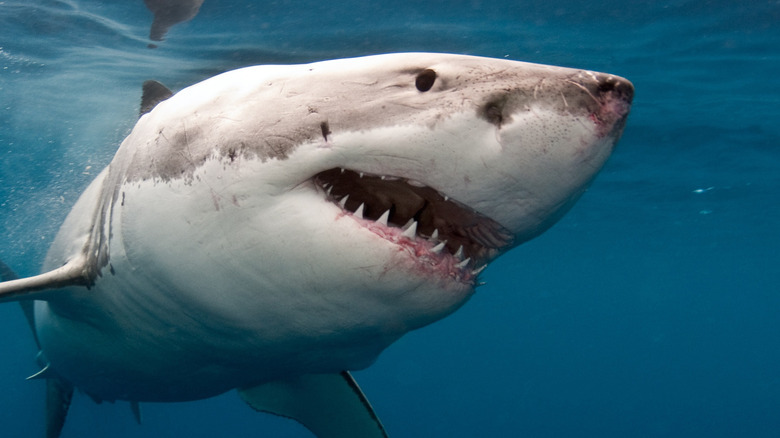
[{"x1": 140, "y1": 80, "x2": 173, "y2": 117}]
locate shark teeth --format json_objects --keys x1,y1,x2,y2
[
  {"x1": 454, "y1": 258, "x2": 471, "y2": 269},
  {"x1": 314, "y1": 167, "x2": 515, "y2": 280},
  {"x1": 453, "y1": 245, "x2": 464, "y2": 260},
  {"x1": 430, "y1": 241, "x2": 447, "y2": 254},
  {"x1": 401, "y1": 220, "x2": 418, "y2": 239},
  {"x1": 377, "y1": 209, "x2": 390, "y2": 226},
  {"x1": 471, "y1": 264, "x2": 487, "y2": 276},
  {"x1": 354, "y1": 203, "x2": 365, "y2": 219}
]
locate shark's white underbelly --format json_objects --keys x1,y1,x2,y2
[{"x1": 33, "y1": 157, "x2": 472, "y2": 402}]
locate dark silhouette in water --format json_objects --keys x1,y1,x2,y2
[
  {"x1": 144, "y1": 0, "x2": 205, "y2": 47},
  {"x1": 140, "y1": 80, "x2": 174, "y2": 116}
]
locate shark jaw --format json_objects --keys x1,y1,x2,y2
[{"x1": 314, "y1": 167, "x2": 513, "y2": 286}]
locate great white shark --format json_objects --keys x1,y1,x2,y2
[{"x1": 0, "y1": 52, "x2": 633, "y2": 437}]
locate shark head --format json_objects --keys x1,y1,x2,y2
[{"x1": 103, "y1": 53, "x2": 632, "y2": 356}]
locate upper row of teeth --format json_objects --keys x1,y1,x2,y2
[
  {"x1": 324, "y1": 189, "x2": 486, "y2": 276},
  {"x1": 334, "y1": 168, "x2": 451, "y2": 201}
]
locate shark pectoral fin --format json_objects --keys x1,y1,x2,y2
[
  {"x1": 0, "y1": 256, "x2": 92, "y2": 303},
  {"x1": 238, "y1": 371, "x2": 388, "y2": 438},
  {"x1": 45, "y1": 378, "x2": 74, "y2": 438}
]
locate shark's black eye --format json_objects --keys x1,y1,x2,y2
[{"x1": 415, "y1": 69, "x2": 437, "y2": 92}]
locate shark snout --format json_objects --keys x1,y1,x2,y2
[
  {"x1": 478, "y1": 69, "x2": 633, "y2": 136},
  {"x1": 555, "y1": 71, "x2": 634, "y2": 139},
  {"x1": 589, "y1": 73, "x2": 634, "y2": 138},
  {"x1": 592, "y1": 73, "x2": 634, "y2": 106},
  {"x1": 468, "y1": 66, "x2": 634, "y2": 241}
]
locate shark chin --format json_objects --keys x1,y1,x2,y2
[{"x1": 0, "y1": 52, "x2": 633, "y2": 438}]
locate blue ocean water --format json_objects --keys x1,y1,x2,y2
[{"x1": 1, "y1": 0, "x2": 778, "y2": 437}]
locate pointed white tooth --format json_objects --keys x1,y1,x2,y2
[
  {"x1": 359, "y1": 172, "x2": 364, "y2": 178},
  {"x1": 444, "y1": 195, "x2": 449, "y2": 201},
  {"x1": 431, "y1": 241, "x2": 446, "y2": 254},
  {"x1": 380, "y1": 175, "x2": 386, "y2": 180},
  {"x1": 471, "y1": 264, "x2": 487, "y2": 276},
  {"x1": 326, "y1": 186, "x2": 333, "y2": 196},
  {"x1": 377, "y1": 210, "x2": 390, "y2": 226},
  {"x1": 454, "y1": 245, "x2": 464, "y2": 259},
  {"x1": 354, "y1": 203, "x2": 365, "y2": 219},
  {"x1": 339, "y1": 195, "x2": 349, "y2": 208},
  {"x1": 340, "y1": 168, "x2": 345, "y2": 174},
  {"x1": 401, "y1": 220, "x2": 418, "y2": 239},
  {"x1": 455, "y1": 257, "x2": 471, "y2": 269},
  {"x1": 430, "y1": 229, "x2": 439, "y2": 240}
]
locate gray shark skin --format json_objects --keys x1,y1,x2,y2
[
  {"x1": 144, "y1": 0, "x2": 205, "y2": 42},
  {"x1": 0, "y1": 53, "x2": 633, "y2": 437}
]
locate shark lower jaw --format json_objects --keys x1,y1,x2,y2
[{"x1": 313, "y1": 168, "x2": 514, "y2": 285}]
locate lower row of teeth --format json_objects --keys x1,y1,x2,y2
[{"x1": 331, "y1": 192, "x2": 487, "y2": 277}]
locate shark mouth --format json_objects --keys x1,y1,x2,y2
[{"x1": 313, "y1": 168, "x2": 514, "y2": 284}]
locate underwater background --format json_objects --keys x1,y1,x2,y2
[{"x1": 1, "y1": 0, "x2": 778, "y2": 436}]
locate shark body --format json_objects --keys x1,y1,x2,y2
[{"x1": 0, "y1": 53, "x2": 633, "y2": 437}]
